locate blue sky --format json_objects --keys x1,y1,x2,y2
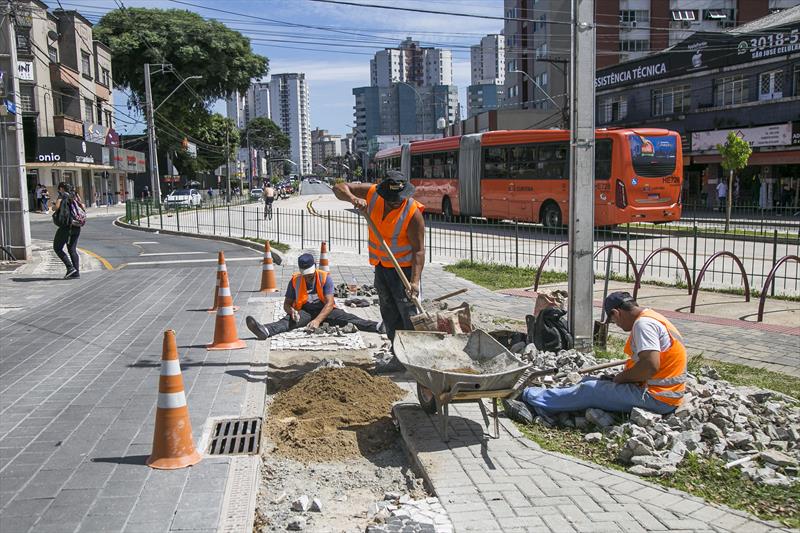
[{"x1": 50, "y1": 0, "x2": 504, "y2": 137}]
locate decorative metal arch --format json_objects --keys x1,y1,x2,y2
[
  {"x1": 690, "y1": 251, "x2": 749, "y2": 313},
  {"x1": 633, "y1": 247, "x2": 692, "y2": 300},
  {"x1": 533, "y1": 242, "x2": 568, "y2": 291},
  {"x1": 757, "y1": 255, "x2": 800, "y2": 322},
  {"x1": 593, "y1": 245, "x2": 638, "y2": 287}
]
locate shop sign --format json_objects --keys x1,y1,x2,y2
[
  {"x1": 35, "y1": 136, "x2": 104, "y2": 164},
  {"x1": 17, "y1": 61, "x2": 34, "y2": 81},
  {"x1": 792, "y1": 122, "x2": 800, "y2": 146},
  {"x1": 691, "y1": 123, "x2": 792, "y2": 151},
  {"x1": 83, "y1": 122, "x2": 108, "y2": 144},
  {"x1": 111, "y1": 147, "x2": 146, "y2": 172},
  {"x1": 105, "y1": 128, "x2": 120, "y2": 147}
]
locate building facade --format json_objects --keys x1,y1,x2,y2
[
  {"x1": 370, "y1": 38, "x2": 453, "y2": 88},
  {"x1": 12, "y1": 1, "x2": 141, "y2": 208},
  {"x1": 468, "y1": 34, "x2": 506, "y2": 117},
  {"x1": 269, "y1": 73, "x2": 312, "y2": 176},
  {"x1": 311, "y1": 128, "x2": 343, "y2": 172},
  {"x1": 595, "y1": 8, "x2": 800, "y2": 208}
]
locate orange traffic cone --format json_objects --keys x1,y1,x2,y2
[
  {"x1": 319, "y1": 241, "x2": 330, "y2": 272},
  {"x1": 208, "y1": 270, "x2": 247, "y2": 350},
  {"x1": 147, "y1": 330, "x2": 203, "y2": 470},
  {"x1": 208, "y1": 252, "x2": 238, "y2": 313},
  {"x1": 259, "y1": 241, "x2": 279, "y2": 293}
]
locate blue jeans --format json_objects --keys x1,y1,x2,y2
[{"x1": 521, "y1": 377, "x2": 676, "y2": 415}]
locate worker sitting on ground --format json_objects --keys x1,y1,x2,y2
[
  {"x1": 503, "y1": 291, "x2": 688, "y2": 424},
  {"x1": 246, "y1": 253, "x2": 384, "y2": 339}
]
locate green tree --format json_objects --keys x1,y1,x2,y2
[
  {"x1": 716, "y1": 131, "x2": 752, "y2": 231},
  {"x1": 94, "y1": 8, "x2": 266, "y2": 176},
  {"x1": 242, "y1": 117, "x2": 289, "y2": 179}
]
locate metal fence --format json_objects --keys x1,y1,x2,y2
[{"x1": 124, "y1": 200, "x2": 800, "y2": 298}]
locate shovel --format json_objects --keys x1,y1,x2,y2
[{"x1": 361, "y1": 211, "x2": 437, "y2": 331}]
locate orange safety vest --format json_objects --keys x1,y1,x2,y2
[
  {"x1": 366, "y1": 184, "x2": 423, "y2": 268},
  {"x1": 291, "y1": 270, "x2": 335, "y2": 311},
  {"x1": 623, "y1": 309, "x2": 688, "y2": 407}
]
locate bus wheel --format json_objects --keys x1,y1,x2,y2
[
  {"x1": 541, "y1": 202, "x2": 562, "y2": 228},
  {"x1": 442, "y1": 197, "x2": 453, "y2": 220}
]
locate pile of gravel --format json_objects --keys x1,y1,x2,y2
[
  {"x1": 516, "y1": 348, "x2": 799, "y2": 486},
  {"x1": 335, "y1": 283, "x2": 378, "y2": 298},
  {"x1": 365, "y1": 493, "x2": 452, "y2": 533}
]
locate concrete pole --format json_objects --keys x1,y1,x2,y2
[
  {"x1": 144, "y1": 63, "x2": 161, "y2": 203},
  {"x1": 0, "y1": 6, "x2": 32, "y2": 260},
  {"x1": 567, "y1": 0, "x2": 596, "y2": 352},
  {"x1": 225, "y1": 122, "x2": 232, "y2": 203}
]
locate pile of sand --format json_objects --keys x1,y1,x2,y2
[{"x1": 266, "y1": 367, "x2": 406, "y2": 462}]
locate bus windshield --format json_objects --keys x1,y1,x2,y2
[{"x1": 628, "y1": 134, "x2": 677, "y2": 178}]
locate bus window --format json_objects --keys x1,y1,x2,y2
[
  {"x1": 539, "y1": 143, "x2": 568, "y2": 179},
  {"x1": 629, "y1": 134, "x2": 677, "y2": 177},
  {"x1": 509, "y1": 145, "x2": 538, "y2": 180},
  {"x1": 595, "y1": 139, "x2": 612, "y2": 180},
  {"x1": 445, "y1": 151, "x2": 458, "y2": 179},
  {"x1": 483, "y1": 147, "x2": 508, "y2": 179},
  {"x1": 422, "y1": 154, "x2": 433, "y2": 179},
  {"x1": 432, "y1": 152, "x2": 445, "y2": 179},
  {"x1": 411, "y1": 154, "x2": 423, "y2": 178}
]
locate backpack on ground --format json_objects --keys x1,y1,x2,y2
[
  {"x1": 69, "y1": 198, "x2": 86, "y2": 227},
  {"x1": 529, "y1": 308, "x2": 574, "y2": 352},
  {"x1": 52, "y1": 196, "x2": 72, "y2": 228}
]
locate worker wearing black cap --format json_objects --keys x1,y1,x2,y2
[
  {"x1": 503, "y1": 291, "x2": 688, "y2": 425},
  {"x1": 334, "y1": 170, "x2": 425, "y2": 344},
  {"x1": 245, "y1": 253, "x2": 383, "y2": 339}
]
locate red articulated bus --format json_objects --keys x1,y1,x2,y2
[{"x1": 374, "y1": 128, "x2": 683, "y2": 227}]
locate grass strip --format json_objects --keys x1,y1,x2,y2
[
  {"x1": 242, "y1": 237, "x2": 290, "y2": 253},
  {"x1": 443, "y1": 261, "x2": 566, "y2": 291}
]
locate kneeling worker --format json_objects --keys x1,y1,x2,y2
[
  {"x1": 246, "y1": 253, "x2": 383, "y2": 339},
  {"x1": 504, "y1": 291, "x2": 688, "y2": 424}
]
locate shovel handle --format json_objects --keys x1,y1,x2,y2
[{"x1": 361, "y1": 209, "x2": 424, "y2": 314}]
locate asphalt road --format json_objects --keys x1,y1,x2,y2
[
  {"x1": 28, "y1": 214, "x2": 262, "y2": 270},
  {"x1": 299, "y1": 179, "x2": 333, "y2": 196}
]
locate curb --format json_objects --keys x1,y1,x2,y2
[{"x1": 113, "y1": 217, "x2": 283, "y2": 265}]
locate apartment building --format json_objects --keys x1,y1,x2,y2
[
  {"x1": 468, "y1": 34, "x2": 506, "y2": 117},
  {"x1": 370, "y1": 37, "x2": 453, "y2": 88},
  {"x1": 269, "y1": 73, "x2": 312, "y2": 176},
  {"x1": 311, "y1": 128, "x2": 344, "y2": 172}
]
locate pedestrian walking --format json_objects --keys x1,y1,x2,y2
[
  {"x1": 41, "y1": 186, "x2": 50, "y2": 213},
  {"x1": 716, "y1": 179, "x2": 728, "y2": 212},
  {"x1": 52, "y1": 182, "x2": 86, "y2": 279},
  {"x1": 34, "y1": 184, "x2": 43, "y2": 212},
  {"x1": 333, "y1": 170, "x2": 425, "y2": 345}
]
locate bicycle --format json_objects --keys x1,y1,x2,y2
[{"x1": 264, "y1": 199, "x2": 274, "y2": 220}]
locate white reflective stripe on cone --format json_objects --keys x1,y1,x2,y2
[
  {"x1": 217, "y1": 264, "x2": 227, "y2": 271},
  {"x1": 262, "y1": 264, "x2": 274, "y2": 271},
  {"x1": 320, "y1": 254, "x2": 328, "y2": 259},
  {"x1": 160, "y1": 359, "x2": 181, "y2": 376},
  {"x1": 157, "y1": 391, "x2": 187, "y2": 409},
  {"x1": 218, "y1": 287, "x2": 231, "y2": 297},
  {"x1": 264, "y1": 252, "x2": 272, "y2": 259},
  {"x1": 217, "y1": 306, "x2": 234, "y2": 316}
]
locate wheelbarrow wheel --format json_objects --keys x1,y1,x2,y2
[{"x1": 417, "y1": 383, "x2": 437, "y2": 414}]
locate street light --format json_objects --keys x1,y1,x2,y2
[
  {"x1": 154, "y1": 76, "x2": 202, "y2": 112},
  {"x1": 509, "y1": 69, "x2": 560, "y2": 111}
]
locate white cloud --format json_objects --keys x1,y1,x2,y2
[{"x1": 268, "y1": 61, "x2": 369, "y2": 84}]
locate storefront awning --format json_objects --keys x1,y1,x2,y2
[
  {"x1": 25, "y1": 162, "x2": 114, "y2": 170},
  {"x1": 690, "y1": 150, "x2": 800, "y2": 165}
]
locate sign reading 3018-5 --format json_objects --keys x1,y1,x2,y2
[{"x1": 738, "y1": 28, "x2": 800, "y2": 60}]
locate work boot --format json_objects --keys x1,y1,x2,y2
[
  {"x1": 502, "y1": 399, "x2": 534, "y2": 425},
  {"x1": 245, "y1": 316, "x2": 270, "y2": 340}
]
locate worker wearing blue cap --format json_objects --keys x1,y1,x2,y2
[{"x1": 246, "y1": 252, "x2": 384, "y2": 339}]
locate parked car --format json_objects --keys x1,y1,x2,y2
[
  {"x1": 165, "y1": 188, "x2": 203, "y2": 208},
  {"x1": 250, "y1": 188, "x2": 263, "y2": 200},
  {"x1": 308, "y1": 178, "x2": 320, "y2": 184}
]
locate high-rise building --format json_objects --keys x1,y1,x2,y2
[
  {"x1": 226, "y1": 81, "x2": 270, "y2": 129},
  {"x1": 370, "y1": 38, "x2": 453, "y2": 88},
  {"x1": 502, "y1": 0, "x2": 796, "y2": 121},
  {"x1": 311, "y1": 128, "x2": 343, "y2": 171},
  {"x1": 269, "y1": 73, "x2": 312, "y2": 176},
  {"x1": 468, "y1": 34, "x2": 506, "y2": 117}
]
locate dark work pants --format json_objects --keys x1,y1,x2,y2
[
  {"x1": 374, "y1": 265, "x2": 418, "y2": 343},
  {"x1": 263, "y1": 301, "x2": 380, "y2": 336},
  {"x1": 53, "y1": 225, "x2": 81, "y2": 272}
]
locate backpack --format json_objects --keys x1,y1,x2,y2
[
  {"x1": 529, "y1": 308, "x2": 574, "y2": 352},
  {"x1": 69, "y1": 198, "x2": 86, "y2": 227},
  {"x1": 52, "y1": 194, "x2": 72, "y2": 228}
]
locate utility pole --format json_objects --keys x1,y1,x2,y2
[
  {"x1": 567, "y1": 0, "x2": 596, "y2": 352},
  {"x1": 225, "y1": 121, "x2": 232, "y2": 203},
  {"x1": 0, "y1": 4, "x2": 31, "y2": 261},
  {"x1": 144, "y1": 63, "x2": 161, "y2": 203}
]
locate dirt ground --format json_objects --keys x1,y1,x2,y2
[{"x1": 265, "y1": 367, "x2": 406, "y2": 463}]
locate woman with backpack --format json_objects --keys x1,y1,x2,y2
[{"x1": 52, "y1": 182, "x2": 86, "y2": 279}]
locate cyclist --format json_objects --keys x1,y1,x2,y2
[{"x1": 264, "y1": 183, "x2": 275, "y2": 220}]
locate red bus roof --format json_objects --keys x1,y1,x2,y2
[
  {"x1": 408, "y1": 136, "x2": 462, "y2": 153},
  {"x1": 374, "y1": 146, "x2": 402, "y2": 159}
]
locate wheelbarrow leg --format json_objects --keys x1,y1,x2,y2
[
  {"x1": 493, "y1": 398, "x2": 499, "y2": 439},
  {"x1": 441, "y1": 402, "x2": 450, "y2": 442}
]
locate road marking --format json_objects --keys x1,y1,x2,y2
[
  {"x1": 138, "y1": 251, "x2": 210, "y2": 257},
  {"x1": 132, "y1": 241, "x2": 159, "y2": 245},
  {"x1": 123, "y1": 256, "x2": 262, "y2": 266},
  {"x1": 78, "y1": 248, "x2": 113, "y2": 270}
]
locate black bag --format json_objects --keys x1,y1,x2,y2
[
  {"x1": 530, "y1": 308, "x2": 574, "y2": 352},
  {"x1": 52, "y1": 194, "x2": 72, "y2": 228}
]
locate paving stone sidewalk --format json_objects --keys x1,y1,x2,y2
[
  {"x1": 0, "y1": 263, "x2": 270, "y2": 533},
  {"x1": 394, "y1": 401, "x2": 794, "y2": 533}
]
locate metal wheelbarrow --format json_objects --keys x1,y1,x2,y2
[{"x1": 394, "y1": 329, "x2": 532, "y2": 441}]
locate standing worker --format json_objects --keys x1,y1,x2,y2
[{"x1": 333, "y1": 170, "x2": 425, "y2": 344}]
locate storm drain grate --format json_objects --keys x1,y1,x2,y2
[{"x1": 207, "y1": 417, "x2": 262, "y2": 456}]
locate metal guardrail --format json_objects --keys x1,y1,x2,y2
[{"x1": 123, "y1": 200, "x2": 800, "y2": 298}]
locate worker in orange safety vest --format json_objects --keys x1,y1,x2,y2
[
  {"x1": 334, "y1": 170, "x2": 425, "y2": 345},
  {"x1": 503, "y1": 291, "x2": 688, "y2": 425}
]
